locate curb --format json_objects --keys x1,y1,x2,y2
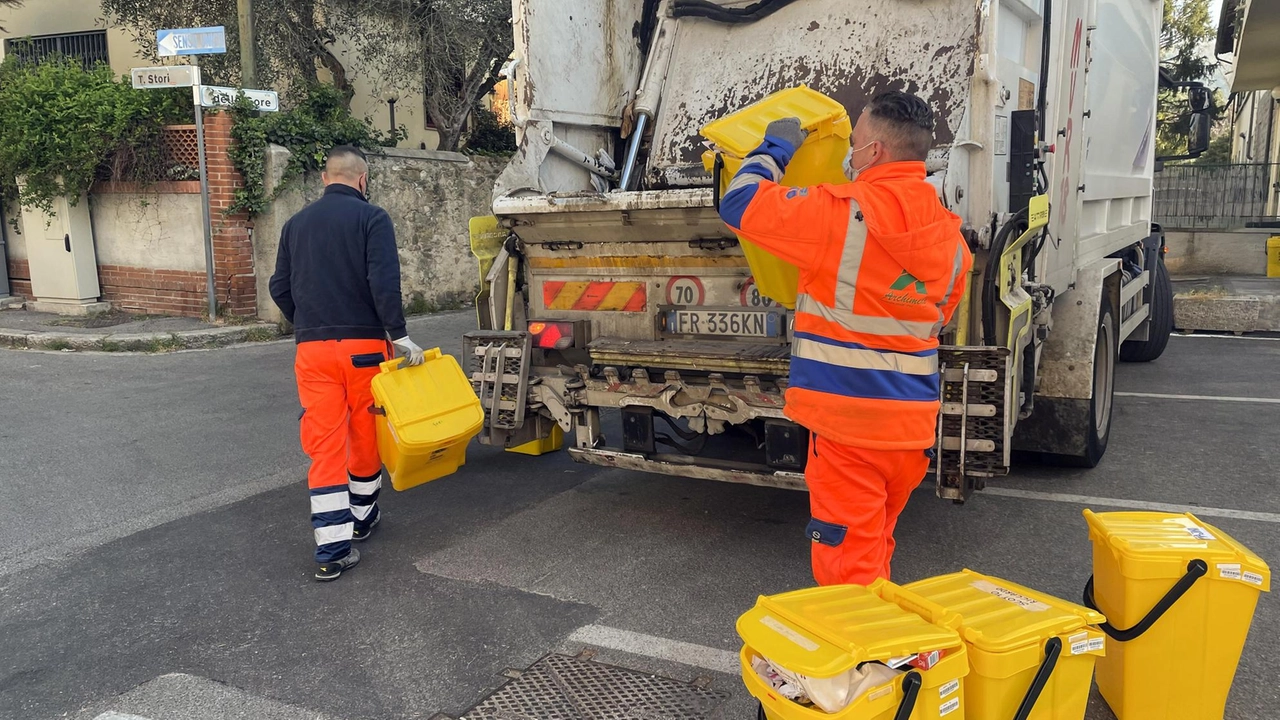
[
  {"x1": 1174, "y1": 293, "x2": 1280, "y2": 334},
  {"x1": 0, "y1": 323, "x2": 282, "y2": 352}
]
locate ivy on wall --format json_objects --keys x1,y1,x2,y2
[
  {"x1": 0, "y1": 57, "x2": 189, "y2": 217},
  {"x1": 227, "y1": 85, "x2": 403, "y2": 215}
]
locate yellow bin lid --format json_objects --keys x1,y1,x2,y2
[
  {"x1": 905, "y1": 570, "x2": 1105, "y2": 654},
  {"x1": 701, "y1": 85, "x2": 851, "y2": 160},
  {"x1": 370, "y1": 351, "x2": 484, "y2": 450},
  {"x1": 1084, "y1": 510, "x2": 1271, "y2": 588},
  {"x1": 736, "y1": 580, "x2": 962, "y2": 678}
]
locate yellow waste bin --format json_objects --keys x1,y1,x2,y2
[
  {"x1": 1267, "y1": 236, "x2": 1280, "y2": 278},
  {"x1": 701, "y1": 85, "x2": 852, "y2": 309},
  {"x1": 1083, "y1": 510, "x2": 1271, "y2": 720},
  {"x1": 738, "y1": 580, "x2": 968, "y2": 720},
  {"x1": 506, "y1": 424, "x2": 564, "y2": 456},
  {"x1": 905, "y1": 570, "x2": 1106, "y2": 720},
  {"x1": 370, "y1": 351, "x2": 484, "y2": 491}
]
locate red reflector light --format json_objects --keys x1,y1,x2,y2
[{"x1": 529, "y1": 321, "x2": 575, "y2": 350}]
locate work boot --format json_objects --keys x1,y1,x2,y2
[
  {"x1": 314, "y1": 547, "x2": 361, "y2": 582},
  {"x1": 352, "y1": 513, "x2": 381, "y2": 542}
]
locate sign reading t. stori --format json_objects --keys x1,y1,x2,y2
[
  {"x1": 130, "y1": 65, "x2": 200, "y2": 89},
  {"x1": 156, "y1": 26, "x2": 227, "y2": 57}
]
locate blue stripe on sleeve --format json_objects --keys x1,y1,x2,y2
[{"x1": 719, "y1": 182, "x2": 761, "y2": 229}]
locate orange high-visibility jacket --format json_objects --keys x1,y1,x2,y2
[{"x1": 720, "y1": 143, "x2": 972, "y2": 450}]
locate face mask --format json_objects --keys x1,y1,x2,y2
[{"x1": 843, "y1": 142, "x2": 875, "y2": 181}]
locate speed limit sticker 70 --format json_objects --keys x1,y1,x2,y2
[
  {"x1": 741, "y1": 278, "x2": 778, "y2": 308},
  {"x1": 666, "y1": 276, "x2": 705, "y2": 306}
]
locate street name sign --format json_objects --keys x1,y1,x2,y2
[
  {"x1": 199, "y1": 85, "x2": 280, "y2": 112},
  {"x1": 157, "y1": 26, "x2": 227, "y2": 57},
  {"x1": 130, "y1": 65, "x2": 200, "y2": 89}
]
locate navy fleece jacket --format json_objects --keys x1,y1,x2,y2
[{"x1": 270, "y1": 184, "x2": 408, "y2": 343}]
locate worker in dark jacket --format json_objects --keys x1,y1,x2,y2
[{"x1": 270, "y1": 145, "x2": 425, "y2": 582}]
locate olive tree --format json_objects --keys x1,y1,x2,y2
[{"x1": 332, "y1": 0, "x2": 513, "y2": 151}]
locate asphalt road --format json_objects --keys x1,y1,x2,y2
[{"x1": 0, "y1": 316, "x2": 1275, "y2": 720}]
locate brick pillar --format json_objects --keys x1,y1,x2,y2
[{"x1": 202, "y1": 112, "x2": 257, "y2": 317}]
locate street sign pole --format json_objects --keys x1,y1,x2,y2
[{"x1": 191, "y1": 70, "x2": 217, "y2": 319}]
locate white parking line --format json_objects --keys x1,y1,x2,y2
[
  {"x1": 983, "y1": 486, "x2": 1280, "y2": 523},
  {"x1": 1171, "y1": 333, "x2": 1280, "y2": 342},
  {"x1": 1116, "y1": 391, "x2": 1280, "y2": 404},
  {"x1": 94, "y1": 714, "x2": 153, "y2": 720},
  {"x1": 567, "y1": 624, "x2": 740, "y2": 675}
]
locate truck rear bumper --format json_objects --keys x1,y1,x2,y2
[{"x1": 567, "y1": 447, "x2": 808, "y2": 491}]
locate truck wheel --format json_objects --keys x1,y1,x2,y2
[
  {"x1": 1119, "y1": 256, "x2": 1173, "y2": 363},
  {"x1": 1071, "y1": 297, "x2": 1117, "y2": 467}
]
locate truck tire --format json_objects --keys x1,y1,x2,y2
[
  {"x1": 1119, "y1": 256, "x2": 1173, "y2": 363},
  {"x1": 1070, "y1": 296, "x2": 1117, "y2": 467},
  {"x1": 1013, "y1": 293, "x2": 1118, "y2": 468}
]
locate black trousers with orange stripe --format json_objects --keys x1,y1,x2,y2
[{"x1": 295, "y1": 339, "x2": 389, "y2": 563}]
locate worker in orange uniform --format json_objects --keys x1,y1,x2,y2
[
  {"x1": 270, "y1": 145, "x2": 426, "y2": 582},
  {"x1": 718, "y1": 92, "x2": 972, "y2": 586}
]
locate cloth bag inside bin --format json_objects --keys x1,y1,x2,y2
[
  {"x1": 754, "y1": 655, "x2": 902, "y2": 712},
  {"x1": 737, "y1": 582, "x2": 964, "y2": 712}
]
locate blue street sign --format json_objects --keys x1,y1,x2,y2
[{"x1": 156, "y1": 26, "x2": 227, "y2": 57}]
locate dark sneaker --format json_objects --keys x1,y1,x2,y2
[
  {"x1": 352, "y1": 513, "x2": 381, "y2": 542},
  {"x1": 315, "y1": 547, "x2": 361, "y2": 582}
]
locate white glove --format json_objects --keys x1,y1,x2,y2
[{"x1": 392, "y1": 336, "x2": 425, "y2": 366}]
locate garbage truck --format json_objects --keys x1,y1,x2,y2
[{"x1": 465, "y1": 0, "x2": 1211, "y2": 501}]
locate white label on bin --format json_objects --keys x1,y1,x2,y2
[
  {"x1": 1243, "y1": 571, "x2": 1265, "y2": 586},
  {"x1": 1185, "y1": 525, "x2": 1216, "y2": 541},
  {"x1": 939, "y1": 680, "x2": 959, "y2": 699},
  {"x1": 1070, "y1": 640, "x2": 1089, "y2": 655},
  {"x1": 1218, "y1": 563, "x2": 1242, "y2": 581},
  {"x1": 940, "y1": 698, "x2": 961, "y2": 716},
  {"x1": 760, "y1": 615, "x2": 820, "y2": 651},
  {"x1": 970, "y1": 580, "x2": 1051, "y2": 612},
  {"x1": 1069, "y1": 631, "x2": 1089, "y2": 644},
  {"x1": 869, "y1": 685, "x2": 894, "y2": 701},
  {"x1": 1088, "y1": 637, "x2": 1106, "y2": 653}
]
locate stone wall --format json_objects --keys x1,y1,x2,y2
[
  {"x1": 253, "y1": 145, "x2": 506, "y2": 325},
  {"x1": 1164, "y1": 229, "x2": 1273, "y2": 277}
]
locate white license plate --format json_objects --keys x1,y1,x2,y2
[{"x1": 663, "y1": 309, "x2": 781, "y2": 338}]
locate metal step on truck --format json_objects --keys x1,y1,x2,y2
[{"x1": 465, "y1": 0, "x2": 1210, "y2": 501}]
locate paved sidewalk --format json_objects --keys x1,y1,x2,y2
[
  {"x1": 1173, "y1": 275, "x2": 1280, "y2": 334},
  {"x1": 0, "y1": 307, "x2": 281, "y2": 351}
]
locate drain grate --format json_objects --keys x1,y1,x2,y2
[{"x1": 459, "y1": 654, "x2": 727, "y2": 720}]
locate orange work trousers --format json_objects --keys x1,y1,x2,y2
[
  {"x1": 296, "y1": 339, "x2": 389, "y2": 562},
  {"x1": 296, "y1": 339, "x2": 389, "y2": 487},
  {"x1": 804, "y1": 435, "x2": 931, "y2": 586}
]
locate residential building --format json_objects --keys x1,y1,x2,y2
[
  {"x1": 0, "y1": 0, "x2": 442, "y2": 150},
  {"x1": 1218, "y1": 0, "x2": 1280, "y2": 216}
]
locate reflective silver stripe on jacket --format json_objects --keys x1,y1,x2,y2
[
  {"x1": 833, "y1": 198, "x2": 868, "y2": 311},
  {"x1": 793, "y1": 336, "x2": 939, "y2": 375},
  {"x1": 796, "y1": 294, "x2": 937, "y2": 340},
  {"x1": 931, "y1": 243, "x2": 969, "y2": 335},
  {"x1": 725, "y1": 154, "x2": 785, "y2": 194}
]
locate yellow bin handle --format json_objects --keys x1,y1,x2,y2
[
  {"x1": 380, "y1": 348, "x2": 443, "y2": 374},
  {"x1": 1082, "y1": 558, "x2": 1208, "y2": 642}
]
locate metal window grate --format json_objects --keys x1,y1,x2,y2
[{"x1": 4, "y1": 30, "x2": 110, "y2": 70}]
